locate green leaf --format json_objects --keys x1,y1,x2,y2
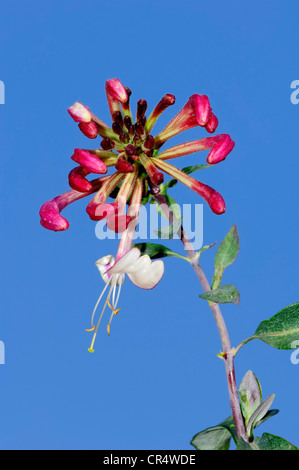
[
  {"x1": 181, "y1": 164, "x2": 212, "y2": 175},
  {"x1": 236, "y1": 438, "x2": 258, "y2": 450},
  {"x1": 132, "y1": 243, "x2": 187, "y2": 260},
  {"x1": 239, "y1": 371, "x2": 262, "y2": 426},
  {"x1": 253, "y1": 302, "x2": 299, "y2": 350},
  {"x1": 190, "y1": 416, "x2": 236, "y2": 450},
  {"x1": 246, "y1": 394, "x2": 275, "y2": 439},
  {"x1": 258, "y1": 433, "x2": 299, "y2": 450},
  {"x1": 191, "y1": 427, "x2": 231, "y2": 450},
  {"x1": 196, "y1": 242, "x2": 217, "y2": 258},
  {"x1": 160, "y1": 178, "x2": 178, "y2": 193},
  {"x1": 212, "y1": 225, "x2": 240, "y2": 290},
  {"x1": 255, "y1": 409, "x2": 279, "y2": 428},
  {"x1": 141, "y1": 193, "x2": 151, "y2": 205},
  {"x1": 200, "y1": 284, "x2": 240, "y2": 305}
]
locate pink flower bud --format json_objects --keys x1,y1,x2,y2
[
  {"x1": 68, "y1": 166, "x2": 93, "y2": 192},
  {"x1": 87, "y1": 202, "x2": 118, "y2": 221},
  {"x1": 71, "y1": 149, "x2": 107, "y2": 174},
  {"x1": 155, "y1": 94, "x2": 212, "y2": 146},
  {"x1": 190, "y1": 94, "x2": 211, "y2": 127},
  {"x1": 152, "y1": 157, "x2": 226, "y2": 215},
  {"x1": 115, "y1": 159, "x2": 135, "y2": 173},
  {"x1": 67, "y1": 102, "x2": 92, "y2": 123},
  {"x1": 205, "y1": 112, "x2": 219, "y2": 133},
  {"x1": 190, "y1": 181, "x2": 226, "y2": 214},
  {"x1": 206, "y1": 135, "x2": 235, "y2": 164},
  {"x1": 106, "y1": 214, "x2": 132, "y2": 233},
  {"x1": 105, "y1": 79, "x2": 128, "y2": 103},
  {"x1": 39, "y1": 200, "x2": 70, "y2": 231},
  {"x1": 40, "y1": 177, "x2": 110, "y2": 231},
  {"x1": 78, "y1": 121, "x2": 98, "y2": 139}
]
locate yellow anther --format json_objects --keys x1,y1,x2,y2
[
  {"x1": 107, "y1": 324, "x2": 110, "y2": 336},
  {"x1": 85, "y1": 326, "x2": 96, "y2": 332},
  {"x1": 107, "y1": 298, "x2": 121, "y2": 316}
]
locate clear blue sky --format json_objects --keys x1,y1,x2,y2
[{"x1": 0, "y1": 0, "x2": 298, "y2": 450}]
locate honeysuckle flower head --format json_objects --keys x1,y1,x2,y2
[
  {"x1": 39, "y1": 79, "x2": 235, "y2": 353},
  {"x1": 86, "y1": 247, "x2": 164, "y2": 352},
  {"x1": 40, "y1": 77, "x2": 235, "y2": 233}
]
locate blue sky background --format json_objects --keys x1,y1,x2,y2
[{"x1": 0, "y1": 0, "x2": 298, "y2": 450}]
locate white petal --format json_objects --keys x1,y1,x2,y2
[
  {"x1": 128, "y1": 260, "x2": 164, "y2": 290},
  {"x1": 126, "y1": 254, "x2": 151, "y2": 273},
  {"x1": 95, "y1": 255, "x2": 115, "y2": 283},
  {"x1": 107, "y1": 247, "x2": 141, "y2": 274}
]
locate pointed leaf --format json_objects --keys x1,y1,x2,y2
[
  {"x1": 212, "y1": 225, "x2": 239, "y2": 289},
  {"x1": 255, "y1": 409, "x2": 279, "y2": 428},
  {"x1": 258, "y1": 433, "x2": 299, "y2": 450},
  {"x1": 200, "y1": 284, "x2": 240, "y2": 305},
  {"x1": 132, "y1": 243, "x2": 186, "y2": 260},
  {"x1": 253, "y1": 302, "x2": 299, "y2": 350},
  {"x1": 239, "y1": 371, "x2": 262, "y2": 426},
  {"x1": 246, "y1": 394, "x2": 275, "y2": 438},
  {"x1": 181, "y1": 164, "x2": 212, "y2": 175}
]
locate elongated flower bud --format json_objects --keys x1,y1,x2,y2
[
  {"x1": 71, "y1": 149, "x2": 107, "y2": 174},
  {"x1": 152, "y1": 157, "x2": 225, "y2": 214},
  {"x1": 105, "y1": 79, "x2": 128, "y2": 103},
  {"x1": 136, "y1": 99, "x2": 148, "y2": 121},
  {"x1": 139, "y1": 153, "x2": 164, "y2": 185},
  {"x1": 68, "y1": 102, "x2": 91, "y2": 123},
  {"x1": 156, "y1": 134, "x2": 235, "y2": 165},
  {"x1": 155, "y1": 94, "x2": 211, "y2": 147},
  {"x1": 40, "y1": 176, "x2": 109, "y2": 231},
  {"x1": 145, "y1": 94, "x2": 175, "y2": 133}
]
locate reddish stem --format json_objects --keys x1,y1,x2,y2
[{"x1": 154, "y1": 193, "x2": 248, "y2": 443}]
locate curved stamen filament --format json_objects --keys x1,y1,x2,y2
[
  {"x1": 85, "y1": 280, "x2": 110, "y2": 332},
  {"x1": 106, "y1": 293, "x2": 122, "y2": 336},
  {"x1": 87, "y1": 283, "x2": 114, "y2": 353},
  {"x1": 86, "y1": 274, "x2": 124, "y2": 349}
]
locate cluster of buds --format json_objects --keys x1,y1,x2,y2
[
  {"x1": 40, "y1": 78, "x2": 235, "y2": 234},
  {"x1": 39, "y1": 79, "x2": 235, "y2": 349}
]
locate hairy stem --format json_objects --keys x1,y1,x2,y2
[{"x1": 153, "y1": 192, "x2": 248, "y2": 442}]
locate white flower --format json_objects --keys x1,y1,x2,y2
[{"x1": 86, "y1": 248, "x2": 164, "y2": 352}]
